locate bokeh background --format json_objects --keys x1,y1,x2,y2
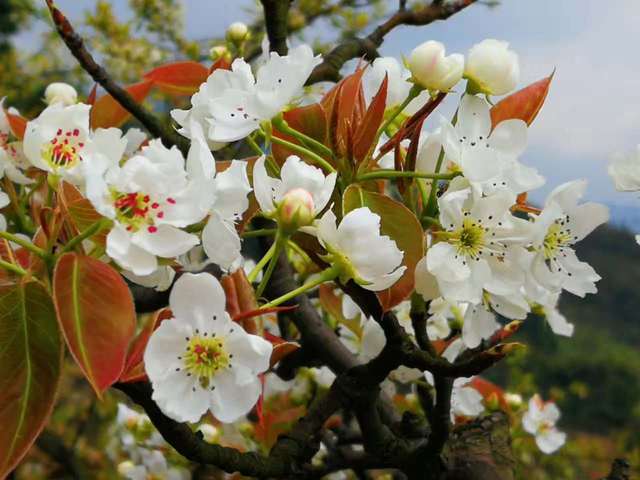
[{"x1": 2, "y1": 1, "x2": 639, "y2": 478}]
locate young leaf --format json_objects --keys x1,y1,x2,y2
[
  {"x1": 0, "y1": 281, "x2": 62, "y2": 479},
  {"x1": 58, "y1": 181, "x2": 106, "y2": 244},
  {"x1": 53, "y1": 253, "x2": 136, "y2": 397},
  {"x1": 353, "y1": 74, "x2": 388, "y2": 163},
  {"x1": 144, "y1": 61, "x2": 209, "y2": 96},
  {"x1": 490, "y1": 72, "x2": 554, "y2": 128},
  {"x1": 90, "y1": 80, "x2": 154, "y2": 129},
  {"x1": 343, "y1": 185, "x2": 425, "y2": 310},
  {"x1": 4, "y1": 111, "x2": 27, "y2": 140},
  {"x1": 272, "y1": 103, "x2": 329, "y2": 166}
]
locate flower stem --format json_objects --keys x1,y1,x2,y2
[
  {"x1": 0, "y1": 258, "x2": 27, "y2": 276},
  {"x1": 355, "y1": 170, "x2": 459, "y2": 182},
  {"x1": 242, "y1": 228, "x2": 277, "y2": 239},
  {"x1": 248, "y1": 240, "x2": 277, "y2": 283},
  {"x1": 272, "y1": 116, "x2": 334, "y2": 159},
  {"x1": 270, "y1": 135, "x2": 336, "y2": 174},
  {"x1": 246, "y1": 134, "x2": 264, "y2": 156},
  {"x1": 262, "y1": 264, "x2": 341, "y2": 308},
  {"x1": 374, "y1": 84, "x2": 422, "y2": 144},
  {"x1": 60, "y1": 218, "x2": 112, "y2": 255},
  {"x1": 254, "y1": 231, "x2": 286, "y2": 298},
  {"x1": 0, "y1": 231, "x2": 46, "y2": 258}
]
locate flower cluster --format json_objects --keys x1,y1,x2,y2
[{"x1": 1, "y1": 32, "x2": 615, "y2": 474}]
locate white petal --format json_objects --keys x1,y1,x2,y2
[
  {"x1": 252, "y1": 156, "x2": 279, "y2": 213},
  {"x1": 457, "y1": 94, "x2": 491, "y2": 141},
  {"x1": 202, "y1": 215, "x2": 243, "y2": 271},
  {"x1": 536, "y1": 429, "x2": 566, "y2": 454},
  {"x1": 169, "y1": 272, "x2": 227, "y2": 324},
  {"x1": 225, "y1": 327, "x2": 272, "y2": 373},
  {"x1": 132, "y1": 225, "x2": 199, "y2": 258},
  {"x1": 210, "y1": 368, "x2": 261, "y2": 423},
  {"x1": 107, "y1": 225, "x2": 158, "y2": 276},
  {"x1": 212, "y1": 160, "x2": 252, "y2": 221},
  {"x1": 489, "y1": 119, "x2": 528, "y2": 157},
  {"x1": 151, "y1": 369, "x2": 209, "y2": 423}
]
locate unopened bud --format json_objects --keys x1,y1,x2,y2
[
  {"x1": 464, "y1": 39, "x2": 519, "y2": 95},
  {"x1": 278, "y1": 188, "x2": 315, "y2": 232},
  {"x1": 198, "y1": 423, "x2": 220, "y2": 444},
  {"x1": 209, "y1": 45, "x2": 230, "y2": 61},
  {"x1": 44, "y1": 82, "x2": 78, "y2": 106},
  {"x1": 408, "y1": 41, "x2": 464, "y2": 93},
  {"x1": 485, "y1": 392, "x2": 501, "y2": 411},
  {"x1": 505, "y1": 392, "x2": 523, "y2": 408},
  {"x1": 117, "y1": 461, "x2": 136, "y2": 476},
  {"x1": 226, "y1": 22, "x2": 249, "y2": 44},
  {"x1": 488, "y1": 342, "x2": 526, "y2": 356}
]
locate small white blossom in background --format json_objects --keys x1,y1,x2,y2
[
  {"x1": 522, "y1": 394, "x2": 566, "y2": 454},
  {"x1": 144, "y1": 273, "x2": 272, "y2": 423},
  {"x1": 44, "y1": 82, "x2": 78, "y2": 106},
  {"x1": 226, "y1": 22, "x2": 249, "y2": 43},
  {"x1": 609, "y1": 145, "x2": 640, "y2": 243},
  {"x1": 316, "y1": 207, "x2": 406, "y2": 291},
  {"x1": 464, "y1": 39, "x2": 519, "y2": 95},
  {"x1": 118, "y1": 449, "x2": 188, "y2": 480},
  {"x1": 408, "y1": 40, "x2": 464, "y2": 93}
]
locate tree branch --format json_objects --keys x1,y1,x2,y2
[
  {"x1": 307, "y1": 0, "x2": 477, "y2": 84},
  {"x1": 260, "y1": 0, "x2": 292, "y2": 55},
  {"x1": 45, "y1": 1, "x2": 190, "y2": 154}
]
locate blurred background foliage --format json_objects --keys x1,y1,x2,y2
[{"x1": 2, "y1": 1, "x2": 639, "y2": 478}]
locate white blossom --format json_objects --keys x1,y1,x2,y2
[
  {"x1": 522, "y1": 394, "x2": 566, "y2": 454},
  {"x1": 408, "y1": 40, "x2": 464, "y2": 93},
  {"x1": 465, "y1": 39, "x2": 519, "y2": 95}
]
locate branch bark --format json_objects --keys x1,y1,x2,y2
[
  {"x1": 307, "y1": 0, "x2": 477, "y2": 84},
  {"x1": 45, "y1": 1, "x2": 190, "y2": 154},
  {"x1": 260, "y1": 0, "x2": 292, "y2": 55}
]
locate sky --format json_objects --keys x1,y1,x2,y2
[{"x1": 16, "y1": 0, "x2": 640, "y2": 215}]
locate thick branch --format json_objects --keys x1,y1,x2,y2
[
  {"x1": 307, "y1": 0, "x2": 477, "y2": 84},
  {"x1": 260, "y1": 0, "x2": 292, "y2": 55},
  {"x1": 45, "y1": 1, "x2": 190, "y2": 154}
]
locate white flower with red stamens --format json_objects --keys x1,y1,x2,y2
[
  {"x1": 85, "y1": 139, "x2": 211, "y2": 276},
  {"x1": 0, "y1": 99, "x2": 32, "y2": 185},
  {"x1": 522, "y1": 394, "x2": 566, "y2": 454},
  {"x1": 23, "y1": 102, "x2": 125, "y2": 184},
  {"x1": 144, "y1": 273, "x2": 272, "y2": 423}
]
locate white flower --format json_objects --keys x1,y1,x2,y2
[
  {"x1": 609, "y1": 145, "x2": 640, "y2": 191},
  {"x1": 0, "y1": 99, "x2": 33, "y2": 185},
  {"x1": 122, "y1": 267, "x2": 176, "y2": 292},
  {"x1": 424, "y1": 187, "x2": 528, "y2": 303},
  {"x1": 408, "y1": 41, "x2": 464, "y2": 93},
  {"x1": 462, "y1": 303, "x2": 500, "y2": 349},
  {"x1": 85, "y1": 139, "x2": 208, "y2": 275},
  {"x1": 119, "y1": 449, "x2": 187, "y2": 480},
  {"x1": 144, "y1": 273, "x2": 272, "y2": 423},
  {"x1": 522, "y1": 394, "x2": 566, "y2": 454},
  {"x1": 426, "y1": 297, "x2": 456, "y2": 340},
  {"x1": 528, "y1": 180, "x2": 608, "y2": 297},
  {"x1": 440, "y1": 95, "x2": 542, "y2": 198},
  {"x1": 425, "y1": 372, "x2": 484, "y2": 421},
  {"x1": 24, "y1": 102, "x2": 125, "y2": 183},
  {"x1": 187, "y1": 126, "x2": 252, "y2": 271},
  {"x1": 44, "y1": 82, "x2": 78, "y2": 106},
  {"x1": 362, "y1": 57, "x2": 429, "y2": 112},
  {"x1": 253, "y1": 155, "x2": 336, "y2": 230},
  {"x1": 173, "y1": 45, "x2": 321, "y2": 145},
  {"x1": 465, "y1": 39, "x2": 519, "y2": 95},
  {"x1": 316, "y1": 207, "x2": 406, "y2": 291}
]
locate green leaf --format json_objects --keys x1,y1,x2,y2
[
  {"x1": 53, "y1": 253, "x2": 136, "y2": 397},
  {"x1": 343, "y1": 185, "x2": 424, "y2": 310},
  {"x1": 0, "y1": 281, "x2": 62, "y2": 478}
]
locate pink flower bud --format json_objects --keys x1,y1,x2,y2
[{"x1": 278, "y1": 188, "x2": 315, "y2": 232}]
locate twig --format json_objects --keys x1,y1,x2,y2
[
  {"x1": 45, "y1": 1, "x2": 190, "y2": 154},
  {"x1": 307, "y1": 0, "x2": 477, "y2": 84}
]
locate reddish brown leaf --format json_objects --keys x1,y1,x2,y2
[
  {"x1": 58, "y1": 181, "x2": 106, "y2": 245},
  {"x1": 233, "y1": 305, "x2": 297, "y2": 324},
  {"x1": 208, "y1": 56, "x2": 231, "y2": 74},
  {"x1": 87, "y1": 84, "x2": 98, "y2": 105},
  {"x1": 353, "y1": 74, "x2": 388, "y2": 163},
  {"x1": 90, "y1": 80, "x2": 154, "y2": 129},
  {"x1": 5, "y1": 111, "x2": 27, "y2": 140},
  {"x1": 272, "y1": 103, "x2": 329, "y2": 166},
  {"x1": 490, "y1": 72, "x2": 554, "y2": 128},
  {"x1": 269, "y1": 341, "x2": 301, "y2": 368},
  {"x1": 53, "y1": 253, "x2": 137, "y2": 397},
  {"x1": 120, "y1": 308, "x2": 172, "y2": 383},
  {"x1": 0, "y1": 280, "x2": 62, "y2": 478},
  {"x1": 144, "y1": 61, "x2": 209, "y2": 96}
]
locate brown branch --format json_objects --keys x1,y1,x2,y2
[
  {"x1": 45, "y1": 1, "x2": 190, "y2": 154},
  {"x1": 260, "y1": 0, "x2": 292, "y2": 55},
  {"x1": 307, "y1": 0, "x2": 478, "y2": 84},
  {"x1": 602, "y1": 459, "x2": 630, "y2": 480}
]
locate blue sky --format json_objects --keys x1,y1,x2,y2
[{"x1": 18, "y1": 0, "x2": 640, "y2": 212}]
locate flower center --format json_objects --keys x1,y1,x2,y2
[
  {"x1": 41, "y1": 128, "x2": 84, "y2": 169},
  {"x1": 111, "y1": 190, "x2": 172, "y2": 234},
  {"x1": 183, "y1": 335, "x2": 229, "y2": 388},
  {"x1": 452, "y1": 218, "x2": 486, "y2": 259},
  {"x1": 543, "y1": 222, "x2": 572, "y2": 260}
]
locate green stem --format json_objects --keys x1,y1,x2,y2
[
  {"x1": 262, "y1": 265, "x2": 340, "y2": 308},
  {"x1": 355, "y1": 170, "x2": 459, "y2": 182},
  {"x1": 270, "y1": 135, "x2": 336, "y2": 174},
  {"x1": 0, "y1": 258, "x2": 27, "y2": 276},
  {"x1": 0, "y1": 231, "x2": 46, "y2": 258},
  {"x1": 242, "y1": 228, "x2": 277, "y2": 239},
  {"x1": 374, "y1": 84, "x2": 422, "y2": 145},
  {"x1": 272, "y1": 116, "x2": 334, "y2": 159},
  {"x1": 60, "y1": 218, "x2": 112, "y2": 255},
  {"x1": 246, "y1": 134, "x2": 264, "y2": 156},
  {"x1": 254, "y1": 233, "x2": 286, "y2": 298},
  {"x1": 247, "y1": 240, "x2": 277, "y2": 283}
]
